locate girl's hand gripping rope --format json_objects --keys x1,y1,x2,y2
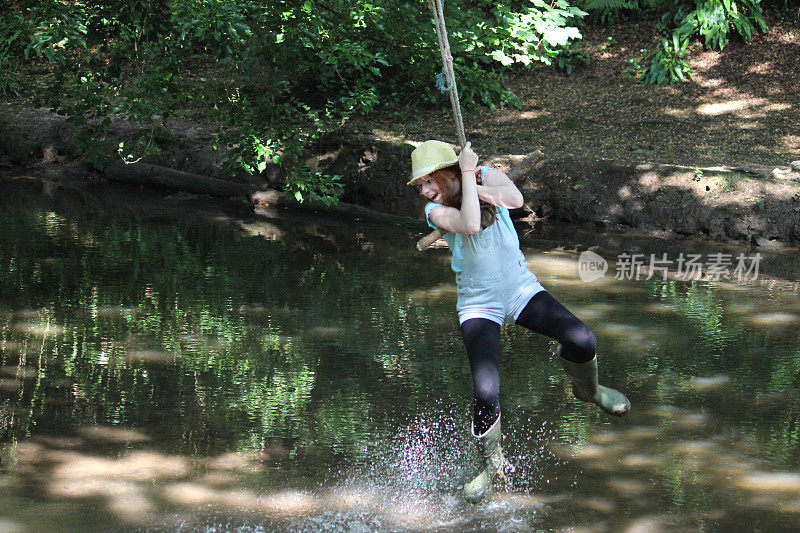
[{"x1": 458, "y1": 142, "x2": 479, "y2": 175}]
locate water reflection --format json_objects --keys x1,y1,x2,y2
[{"x1": 0, "y1": 193, "x2": 799, "y2": 531}]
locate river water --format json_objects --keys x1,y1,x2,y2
[{"x1": 0, "y1": 188, "x2": 799, "y2": 532}]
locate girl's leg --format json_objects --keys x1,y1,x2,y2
[
  {"x1": 460, "y1": 317, "x2": 509, "y2": 503},
  {"x1": 460, "y1": 317, "x2": 502, "y2": 435},
  {"x1": 515, "y1": 291, "x2": 630, "y2": 416},
  {"x1": 514, "y1": 291, "x2": 595, "y2": 363}
]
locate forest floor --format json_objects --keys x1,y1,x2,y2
[
  {"x1": 358, "y1": 16, "x2": 799, "y2": 170},
  {"x1": 344, "y1": 15, "x2": 800, "y2": 246}
]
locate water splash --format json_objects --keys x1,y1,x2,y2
[
  {"x1": 502, "y1": 415, "x2": 570, "y2": 495},
  {"x1": 325, "y1": 401, "x2": 473, "y2": 529},
  {"x1": 306, "y1": 402, "x2": 566, "y2": 531}
]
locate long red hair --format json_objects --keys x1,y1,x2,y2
[{"x1": 428, "y1": 163, "x2": 462, "y2": 207}]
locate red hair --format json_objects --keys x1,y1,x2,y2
[{"x1": 428, "y1": 163, "x2": 461, "y2": 207}]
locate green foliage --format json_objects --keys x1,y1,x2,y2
[
  {"x1": 763, "y1": 0, "x2": 800, "y2": 22},
  {"x1": 578, "y1": 0, "x2": 768, "y2": 43},
  {"x1": 574, "y1": 0, "x2": 669, "y2": 24},
  {"x1": 74, "y1": 120, "x2": 111, "y2": 171},
  {"x1": 667, "y1": 0, "x2": 768, "y2": 50},
  {"x1": 578, "y1": 0, "x2": 768, "y2": 84},
  {"x1": 0, "y1": 13, "x2": 24, "y2": 96},
  {"x1": 636, "y1": 0, "x2": 767, "y2": 84},
  {"x1": 555, "y1": 42, "x2": 591, "y2": 74},
  {"x1": 638, "y1": 34, "x2": 692, "y2": 84},
  {"x1": 290, "y1": 168, "x2": 342, "y2": 205},
  {"x1": 479, "y1": 0, "x2": 587, "y2": 68},
  {"x1": 0, "y1": 0, "x2": 593, "y2": 203},
  {"x1": 171, "y1": 0, "x2": 253, "y2": 59},
  {"x1": 24, "y1": 1, "x2": 89, "y2": 64},
  {"x1": 0, "y1": 66, "x2": 21, "y2": 97},
  {"x1": 450, "y1": 60, "x2": 522, "y2": 110}
]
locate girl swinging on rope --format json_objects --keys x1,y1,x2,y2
[{"x1": 408, "y1": 140, "x2": 631, "y2": 503}]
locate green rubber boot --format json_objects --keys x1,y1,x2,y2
[
  {"x1": 558, "y1": 346, "x2": 631, "y2": 416},
  {"x1": 462, "y1": 414, "x2": 508, "y2": 503}
]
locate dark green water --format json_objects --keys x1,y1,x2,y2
[{"x1": 1, "y1": 191, "x2": 799, "y2": 532}]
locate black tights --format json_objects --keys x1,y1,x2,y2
[{"x1": 460, "y1": 291, "x2": 596, "y2": 435}]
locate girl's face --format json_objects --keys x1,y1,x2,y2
[{"x1": 416, "y1": 171, "x2": 460, "y2": 205}]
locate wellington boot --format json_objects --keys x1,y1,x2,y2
[
  {"x1": 462, "y1": 414, "x2": 509, "y2": 503},
  {"x1": 558, "y1": 347, "x2": 631, "y2": 416}
]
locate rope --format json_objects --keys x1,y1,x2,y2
[
  {"x1": 415, "y1": 0, "x2": 470, "y2": 252},
  {"x1": 427, "y1": 0, "x2": 467, "y2": 148},
  {"x1": 435, "y1": 68, "x2": 454, "y2": 92}
]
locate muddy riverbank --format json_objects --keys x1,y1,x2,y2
[{"x1": 2, "y1": 102, "x2": 798, "y2": 249}]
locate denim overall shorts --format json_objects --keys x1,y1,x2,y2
[{"x1": 454, "y1": 216, "x2": 545, "y2": 326}]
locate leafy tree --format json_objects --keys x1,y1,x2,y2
[{"x1": 1, "y1": 0, "x2": 585, "y2": 202}]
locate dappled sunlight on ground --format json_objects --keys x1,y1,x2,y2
[
  {"x1": 783, "y1": 135, "x2": 800, "y2": 151},
  {"x1": 697, "y1": 98, "x2": 761, "y2": 116},
  {"x1": 696, "y1": 97, "x2": 792, "y2": 119},
  {"x1": 440, "y1": 18, "x2": 800, "y2": 172}
]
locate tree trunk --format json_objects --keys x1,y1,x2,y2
[
  {"x1": 104, "y1": 160, "x2": 425, "y2": 228},
  {"x1": 105, "y1": 160, "x2": 255, "y2": 197},
  {"x1": 251, "y1": 190, "x2": 423, "y2": 227}
]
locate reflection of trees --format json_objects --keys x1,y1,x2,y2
[
  {"x1": 0, "y1": 206, "x2": 466, "y2": 458},
  {"x1": 647, "y1": 278, "x2": 800, "y2": 469},
  {"x1": 4, "y1": 205, "x2": 800, "y2": 530},
  {"x1": 2, "y1": 203, "x2": 799, "y2": 494}
]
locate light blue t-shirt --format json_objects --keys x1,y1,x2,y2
[{"x1": 424, "y1": 167, "x2": 521, "y2": 273}]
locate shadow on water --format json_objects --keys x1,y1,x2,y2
[{"x1": 1, "y1": 184, "x2": 800, "y2": 531}]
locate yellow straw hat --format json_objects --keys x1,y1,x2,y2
[{"x1": 408, "y1": 140, "x2": 458, "y2": 185}]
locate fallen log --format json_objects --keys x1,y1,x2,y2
[
  {"x1": 105, "y1": 157, "x2": 553, "y2": 237},
  {"x1": 251, "y1": 189, "x2": 424, "y2": 228},
  {"x1": 106, "y1": 160, "x2": 255, "y2": 197},
  {"x1": 416, "y1": 150, "x2": 545, "y2": 251},
  {"x1": 106, "y1": 161, "x2": 432, "y2": 227},
  {"x1": 105, "y1": 160, "x2": 426, "y2": 228}
]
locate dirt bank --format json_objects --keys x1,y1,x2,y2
[{"x1": 1, "y1": 102, "x2": 799, "y2": 248}]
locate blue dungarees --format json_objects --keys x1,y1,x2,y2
[{"x1": 425, "y1": 167, "x2": 545, "y2": 325}]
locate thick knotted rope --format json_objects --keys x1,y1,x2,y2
[
  {"x1": 417, "y1": 0, "x2": 500, "y2": 251},
  {"x1": 416, "y1": 0, "x2": 466, "y2": 251},
  {"x1": 427, "y1": 0, "x2": 467, "y2": 148}
]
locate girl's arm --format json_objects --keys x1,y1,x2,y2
[
  {"x1": 476, "y1": 168, "x2": 524, "y2": 209},
  {"x1": 428, "y1": 143, "x2": 481, "y2": 235}
]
